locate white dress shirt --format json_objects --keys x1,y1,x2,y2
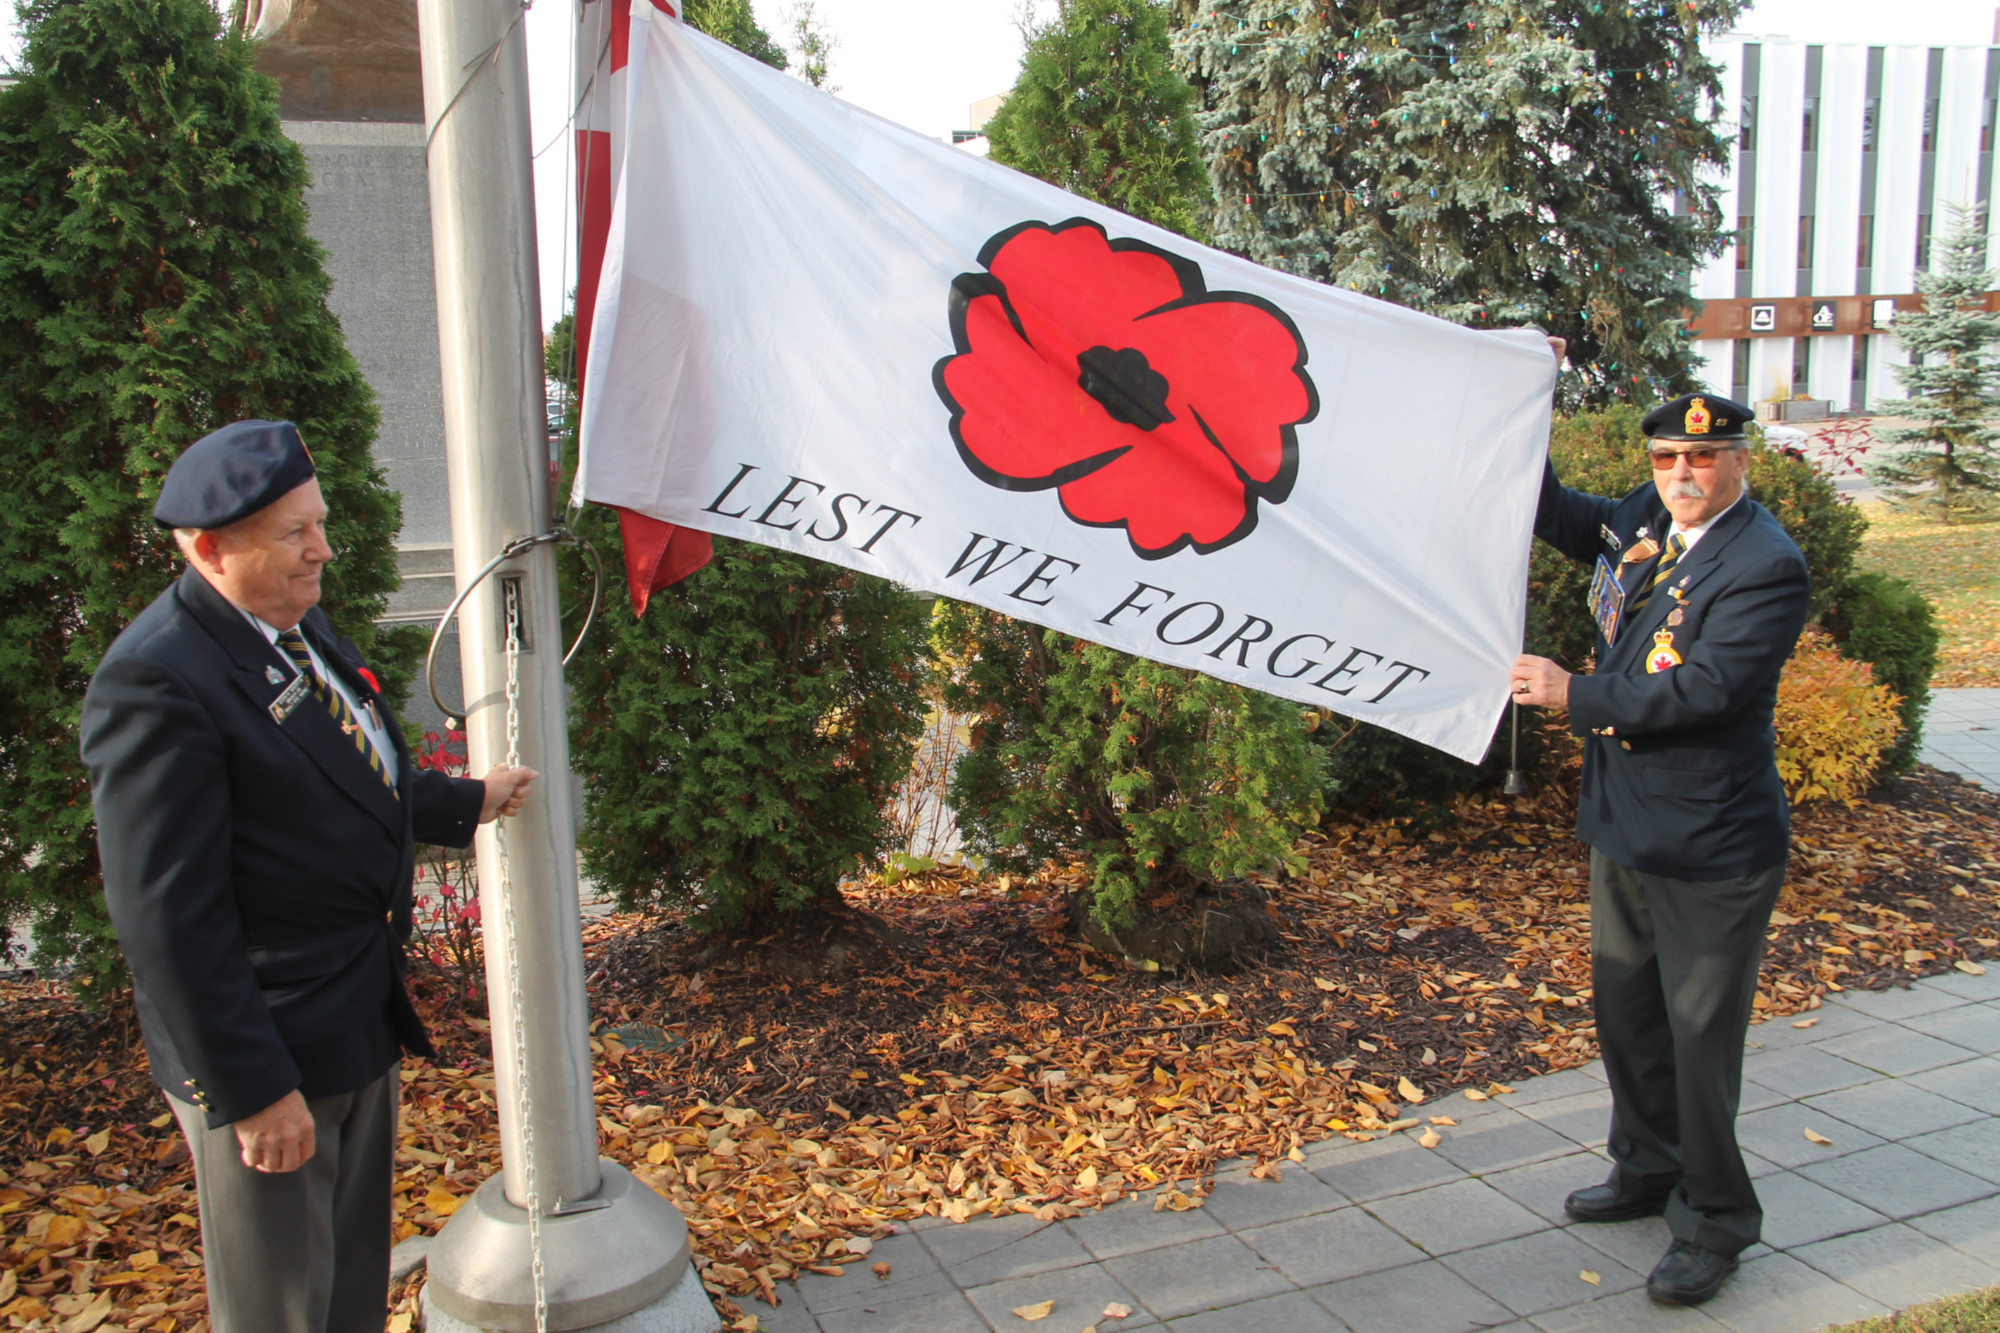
[{"x1": 239, "y1": 608, "x2": 399, "y2": 785}]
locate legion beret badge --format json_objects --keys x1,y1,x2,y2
[
  {"x1": 1683, "y1": 398, "x2": 1712, "y2": 436},
  {"x1": 1646, "y1": 629, "x2": 1683, "y2": 673}
]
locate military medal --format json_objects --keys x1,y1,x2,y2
[
  {"x1": 1667, "y1": 607, "x2": 1685, "y2": 627},
  {"x1": 340, "y1": 720, "x2": 359, "y2": 737},
  {"x1": 1588, "y1": 556, "x2": 1626, "y2": 645},
  {"x1": 1623, "y1": 526, "x2": 1660, "y2": 563},
  {"x1": 1645, "y1": 630, "x2": 1683, "y2": 673},
  {"x1": 1600, "y1": 524, "x2": 1622, "y2": 551},
  {"x1": 265, "y1": 665, "x2": 285, "y2": 686}
]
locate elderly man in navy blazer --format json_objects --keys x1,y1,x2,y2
[
  {"x1": 81, "y1": 421, "x2": 539, "y2": 1333},
  {"x1": 1512, "y1": 390, "x2": 1811, "y2": 1306}
]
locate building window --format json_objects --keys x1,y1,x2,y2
[
  {"x1": 1851, "y1": 334, "x2": 1869, "y2": 385},
  {"x1": 1798, "y1": 215, "x2": 1815, "y2": 269},
  {"x1": 1862, "y1": 98, "x2": 1879, "y2": 152},
  {"x1": 1737, "y1": 216, "x2": 1754, "y2": 270},
  {"x1": 1917, "y1": 213, "x2": 1933, "y2": 269},
  {"x1": 1802, "y1": 97, "x2": 1819, "y2": 152},
  {"x1": 1732, "y1": 339, "x2": 1752, "y2": 398},
  {"x1": 1740, "y1": 98, "x2": 1757, "y2": 152},
  {"x1": 1793, "y1": 337, "x2": 1811, "y2": 394},
  {"x1": 1857, "y1": 215, "x2": 1874, "y2": 269},
  {"x1": 1923, "y1": 99, "x2": 1939, "y2": 153}
]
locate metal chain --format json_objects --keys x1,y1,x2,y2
[{"x1": 495, "y1": 577, "x2": 548, "y2": 1331}]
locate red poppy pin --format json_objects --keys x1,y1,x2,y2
[
  {"x1": 934, "y1": 219, "x2": 1318, "y2": 558},
  {"x1": 356, "y1": 666, "x2": 380, "y2": 695}
]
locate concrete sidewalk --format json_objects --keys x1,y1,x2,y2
[
  {"x1": 754, "y1": 967, "x2": 2000, "y2": 1333},
  {"x1": 1922, "y1": 688, "x2": 2000, "y2": 793}
]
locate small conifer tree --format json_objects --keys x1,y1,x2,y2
[
  {"x1": 983, "y1": 0, "x2": 1211, "y2": 238},
  {"x1": 0, "y1": 0, "x2": 411, "y2": 980},
  {"x1": 1870, "y1": 201, "x2": 2000, "y2": 522},
  {"x1": 1171, "y1": 0, "x2": 1742, "y2": 408},
  {"x1": 956, "y1": 0, "x2": 1322, "y2": 959},
  {"x1": 561, "y1": 5, "x2": 930, "y2": 931}
]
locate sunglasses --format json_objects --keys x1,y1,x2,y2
[{"x1": 1648, "y1": 444, "x2": 1744, "y2": 470}]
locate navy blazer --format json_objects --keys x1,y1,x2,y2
[
  {"x1": 81, "y1": 568, "x2": 484, "y2": 1128},
  {"x1": 1535, "y1": 461, "x2": 1811, "y2": 881}
]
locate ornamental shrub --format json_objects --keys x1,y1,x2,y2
[
  {"x1": 565, "y1": 528, "x2": 932, "y2": 931},
  {"x1": 1773, "y1": 629, "x2": 1903, "y2": 805},
  {"x1": 1823, "y1": 571, "x2": 1940, "y2": 776},
  {"x1": 0, "y1": 0, "x2": 412, "y2": 985},
  {"x1": 936, "y1": 604, "x2": 1323, "y2": 957}
]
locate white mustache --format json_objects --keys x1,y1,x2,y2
[{"x1": 1669, "y1": 480, "x2": 1708, "y2": 500}]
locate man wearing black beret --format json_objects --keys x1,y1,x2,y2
[
  {"x1": 80, "y1": 420, "x2": 539, "y2": 1332},
  {"x1": 1512, "y1": 386, "x2": 1810, "y2": 1305}
]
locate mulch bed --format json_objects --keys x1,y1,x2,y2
[{"x1": 2, "y1": 766, "x2": 1996, "y2": 1330}]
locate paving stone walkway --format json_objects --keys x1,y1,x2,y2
[
  {"x1": 1922, "y1": 688, "x2": 2000, "y2": 793},
  {"x1": 753, "y1": 965, "x2": 2000, "y2": 1333}
]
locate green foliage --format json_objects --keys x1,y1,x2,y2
[
  {"x1": 1773, "y1": 629, "x2": 1903, "y2": 806},
  {"x1": 1823, "y1": 571, "x2": 1940, "y2": 776},
  {"x1": 783, "y1": 0, "x2": 838, "y2": 90},
  {"x1": 1171, "y1": 0, "x2": 1743, "y2": 409},
  {"x1": 937, "y1": 607, "x2": 1322, "y2": 934},
  {"x1": 683, "y1": 0, "x2": 787, "y2": 69},
  {"x1": 0, "y1": 0, "x2": 410, "y2": 982},
  {"x1": 1870, "y1": 201, "x2": 2000, "y2": 522},
  {"x1": 985, "y1": 0, "x2": 1210, "y2": 238},
  {"x1": 565, "y1": 526, "x2": 930, "y2": 930}
]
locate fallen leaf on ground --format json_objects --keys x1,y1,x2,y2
[
  {"x1": 1397, "y1": 1076, "x2": 1425, "y2": 1104},
  {"x1": 872, "y1": 1262, "x2": 892, "y2": 1280},
  {"x1": 1429, "y1": 1116, "x2": 1457, "y2": 1126},
  {"x1": 1580, "y1": 1270, "x2": 1601, "y2": 1286},
  {"x1": 1488, "y1": 1083, "x2": 1516, "y2": 1096},
  {"x1": 844, "y1": 1236, "x2": 874, "y2": 1257},
  {"x1": 1011, "y1": 1299, "x2": 1054, "y2": 1321},
  {"x1": 1418, "y1": 1126, "x2": 1442, "y2": 1149},
  {"x1": 1463, "y1": 1089, "x2": 1489, "y2": 1102},
  {"x1": 1102, "y1": 1302, "x2": 1133, "y2": 1319},
  {"x1": 1804, "y1": 1128, "x2": 1834, "y2": 1146},
  {"x1": 1955, "y1": 960, "x2": 1987, "y2": 976},
  {"x1": 1791, "y1": 1017, "x2": 1819, "y2": 1029}
]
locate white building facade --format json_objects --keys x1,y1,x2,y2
[{"x1": 1688, "y1": 37, "x2": 2000, "y2": 413}]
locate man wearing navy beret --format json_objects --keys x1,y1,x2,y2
[
  {"x1": 80, "y1": 420, "x2": 539, "y2": 1332},
  {"x1": 1512, "y1": 385, "x2": 1810, "y2": 1305}
]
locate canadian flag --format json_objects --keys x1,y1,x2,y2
[
  {"x1": 575, "y1": 0, "x2": 714, "y2": 596},
  {"x1": 575, "y1": 5, "x2": 1557, "y2": 761}
]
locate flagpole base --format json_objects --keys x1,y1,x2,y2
[{"x1": 421, "y1": 1160, "x2": 717, "y2": 1332}]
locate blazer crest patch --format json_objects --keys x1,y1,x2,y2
[{"x1": 1645, "y1": 630, "x2": 1683, "y2": 674}]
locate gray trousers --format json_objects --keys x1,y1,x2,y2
[
  {"x1": 1590, "y1": 848, "x2": 1785, "y2": 1257},
  {"x1": 169, "y1": 1067, "x2": 399, "y2": 1333}
]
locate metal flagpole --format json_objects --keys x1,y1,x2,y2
[{"x1": 410, "y1": 0, "x2": 713, "y2": 1327}]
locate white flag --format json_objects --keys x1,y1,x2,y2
[{"x1": 577, "y1": 9, "x2": 1556, "y2": 763}]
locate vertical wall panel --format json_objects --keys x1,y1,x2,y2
[
  {"x1": 1815, "y1": 45, "x2": 1868, "y2": 298},
  {"x1": 1753, "y1": 41, "x2": 1807, "y2": 293},
  {"x1": 1935, "y1": 47, "x2": 1987, "y2": 221},
  {"x1": 1703, "y1": 38, "x2": 1747, "y2": 300}
]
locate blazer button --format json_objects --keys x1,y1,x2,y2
[{"x1": 1620, "y1": 740, "x2": 1633, "y2": 751}]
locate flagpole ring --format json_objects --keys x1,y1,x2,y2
[{"x1": 423, "y1": 528, "x2": 604, "y2": 726}]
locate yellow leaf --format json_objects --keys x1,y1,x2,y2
[
  {"x1": 646, "y1": 1140, "x2": 674, "y2": 1165},
  {"x1": 44, "y1": 1214, "x2": 87, "y2": 1248},
  {"x1": 1088, "y1": 973, "x2": 1115, "y2": 982},
  {"x1": 59, "y1": 1290, "x2": 112, "y2": 1333},
  {"x1": 1429, "y1": 1115, "x2": 1456, "y2": 1126},
  {"x1": 872, "y1": 1262, "x2": 892, "y2": 1280},
  {"x1": 1487, "y1": 1083, "x2": 1515, "y2": 1096},
  {"x1": 1397, "y1": 1077, "x2": 1425, "y2": 1105},
  {"x1": 424, "y1": 1185, "x2": 463, "y2": 1216},
  {"x1": 148, "y1": 1113, "x2": 174, "y2": 1129},
  {"x1": 1102, "y1": 1301, "x2": 1134, "y2": 1319},
  {"x1": 1287, "y1": 1146, "x2": 1306, "y2": 1164},
  {"x1": 1803, "y1": 1128, "x2": 1834, "y2": 1146},
  {"x1": 1418, "y1": 1126, "x2": 1442, "y2": 1149},
  {"x1": 735, "y1": 1036, "x2": 757, "y2": 1048},
  {"x1": 1266, "y1": 1022, "x2": 1297, "y2": 1036},
  {"x1": 1463, "y1": 1089, "x2": 1489, "y2": 1102},
  {"x1": 1580, "y1": 1269, "x2": 1601, "y2": 1286},
  {"x1": 83, "y1": 1129, "x2": 111, "y2": 1157},
  {"x1": 899, "y1": 1073, "x2": 924, "y2": 1086},
  {"x1": 1955, "y1": 960, "x2": 1987, "y2": 976},
  {"x1": 387, "y1": 1316, "x2": 414, "y2": 1333},
  {"x1": 1075, "y1": 1165, "x2": 1099, "y2": 1188},
  {"x1": 1356, "y1": 1040, "x2": 1378, "y2": 1053},
  {"x1": 1012, "y1": 1299, "x2": 1055, "y2": 1321},
  {"x1": 1791, "y1": 1017, "x2": 1819, "y2": 1029},
  {"x1": 1313, "y1": 977, "x2": 1338, "y2": 991}
]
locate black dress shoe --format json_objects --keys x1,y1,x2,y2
[
  {"x1": 1563, "y1": 1183, "x2": 1670, "y2": 1223},
  {"x1": 1647, "y1": 1239, "x2": 1738, "y2": 1305}
]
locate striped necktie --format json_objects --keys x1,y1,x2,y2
[
  {"x1": 1629, "y1": 532, "x2": 1687, "y2": 617},
  {"x1": 276, "y1": 627, "x2": 395, "y2": 791}
]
